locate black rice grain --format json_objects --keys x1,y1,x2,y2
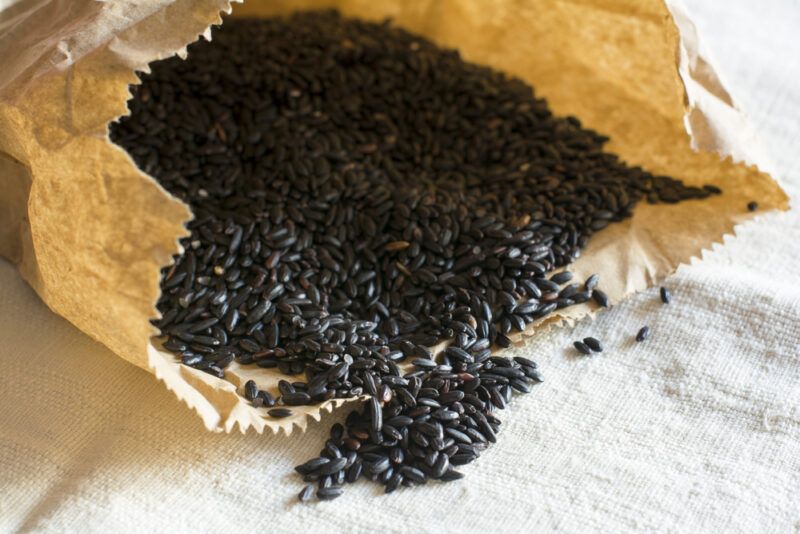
[
  {"x1": 573, "y1": 341, "x2": 592, "y2": 355},
  {"x1": 583, "y1": 337, "x2": 603, "y2": 353},
  {"x1": 244, "y1": 380, "x2": 258, "y2": 401},
  {"x1": 592, "y1": 289, "x2": 610, "y2": 308},
  {"x1": 298, "y1": 484, "x2": 315, "y2": 502},
  {"x1": 317, "y1": 487, "x2": 344, "y2": 501},
  {"x1": 268, "y1": 408, "x2": 293, "y2": 419},
  {"x1": 636, "y1": 326, "x2": 651, "y2": 342},
  {"x1": 584, "y1": 274, "x2": 600, "y2": 291},
  {"x1": 660, "y1": 287, "x2": 672, "y2": 304}
]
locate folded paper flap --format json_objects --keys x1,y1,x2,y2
[
  {"x1": 0, "y1": 0, "x2": 788, "y2": 435},
  {"x1": 667, "y1": 0, "x2": 776, "y2": 170},
  {"x1": 667, "y1": 1, "x2": 732, "y2": 101}
]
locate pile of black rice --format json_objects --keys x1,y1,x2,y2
[{"x1": 110, "y1": 10, "x2": 719, "y2": 501}]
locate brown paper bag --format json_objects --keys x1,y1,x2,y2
[{"x1": 0, "y1": 0, "x2": 788, "y2": 435}]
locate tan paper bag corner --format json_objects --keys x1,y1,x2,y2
[{"x1": 0, "y1": 0, "x2": 788, "y2": 435}]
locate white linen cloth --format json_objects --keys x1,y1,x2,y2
[{"x1": 1, "y1": 1, "x2": 798, "y2": 531}]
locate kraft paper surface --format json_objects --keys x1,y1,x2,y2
[{"x1": 0, "y1": 0, "x2": 788, "y2": 434}]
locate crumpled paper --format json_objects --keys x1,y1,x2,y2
[{"x1": 0, "y1": 0, "x2": 788, "y2": 435}]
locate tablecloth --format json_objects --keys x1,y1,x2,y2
[{"x1": 1, "y1": 1, "x2": 798, "y2": 532}]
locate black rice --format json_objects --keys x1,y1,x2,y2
[
  {"x1": 660, "y1": 287, "x2": 672, "y2": 304},
  {"x1": 298, "y1": 484, "x2": 315, "y2": 502},
  {"x1": 267, "y1": 408, "x2": 293, "y2": 419},
  {"x1": 573, "y1": 341, "x2": 592, "y2": 355},
  {"x1": 635, "y1": 326, "x2": 651, "y2": 342},
  {"x1": 317, "y1": 486, "x2": 344, "y2": 500},
  {"x1": 110, "y1": 10, "x2": 720, "y2": 501},
  {"x1": 583, "y1": 337, "x2": 603, "y2": 353}
]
